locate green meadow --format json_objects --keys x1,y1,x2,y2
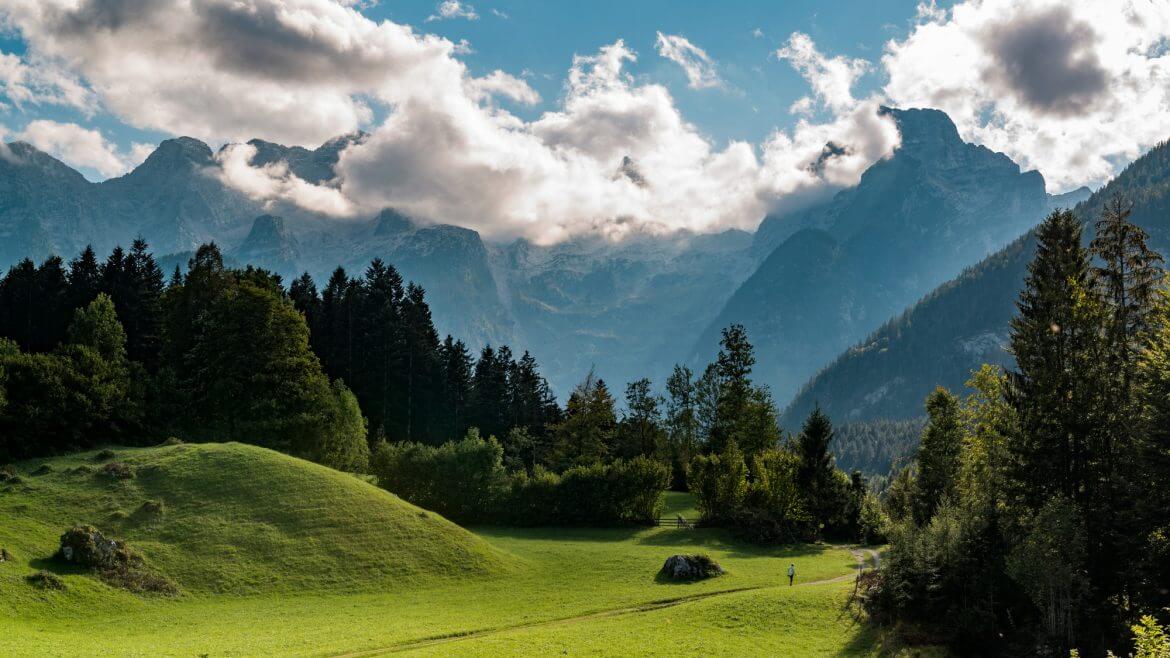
[{"x1": 1, "y1": 443, "x2": 878, "y2": 656}]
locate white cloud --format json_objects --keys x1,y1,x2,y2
[
  {"x1": 0, "y1": 0, "x2": 900, "y2": 242},
  {"x1": 427, "y1": 0, "x2": 478, "y2": 22},
  {"x1": 752, "y1": 28, "x2": 764, "y2": 39},
  {"x1": 655, "y1": 32, "x2": 721, "y2": 90},
  {"x1": 16, "y1": 119, "x2": 132, "y2": 177},
  {"x1": 452, "y1": 38, "x2": 475, "y2": 55},
  {"x1": 0, "y1": 51, "x2": 94, "y2": 112},
  {"x1": 468, "y1": 70, "x2": 540, "y2": 106},
  {"x1": 217, "y1": 142, "x2": 357, "y2": 217},
  {"x1": 777, "y1": 33, "x2": 870, "y2": 114},
  {"x1": 881, "y1": 0, "x2": 1170, "y2": 191},
  {"x1": 490, "y1": 8, "x2": 508, "y2": 19}
]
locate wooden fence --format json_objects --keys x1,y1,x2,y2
[{"x1": 651, "y1": 516, "x2": 698, "y2": 528}]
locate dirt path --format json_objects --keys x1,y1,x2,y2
[{"x1": 330, "y1": 548, "x2": 880, "y2": 657}]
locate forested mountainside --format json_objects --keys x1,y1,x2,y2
[
  {"x1": 691, "y1": 108, "x2": 1086, "y2": 406},
  {"x1": 784, "y1": 138, "x2": 1170, "y2": 424}
]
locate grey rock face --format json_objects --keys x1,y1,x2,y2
[{"x1": 695, "y1": 106, "x2": 1056, "y2": 406}]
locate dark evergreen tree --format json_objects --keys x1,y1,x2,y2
[
  {"x1": 67, "y1": 246, "x2": 102, "y2": 309},
  {"x1": 794, "y1": 406, "x2": 838, "y2": 536},
  {"x1": 118, "y1": 239, "x2": 165, "y2": 367},
  {"x1": 914, "y1": 387, "x2": 963, "y2": 525},
  {"x1": 469, "y1": 345, "x2": 510, "y2": 440},
  {"x1": 1007, "y1": 209, "x2": 1105, "y2": 503},
  {"x1": 438, "y1": 335, "x2": 473, "y2": 441}
]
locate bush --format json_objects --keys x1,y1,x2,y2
[
  {"x1": 373, "y1": 432, "x2": 670, "y2": 527},
  {"x1": 96, "y1": 462, "x2": 134, "y2": 480},
  {"x1": 31, "y1": 464, "x2": 53, "y2": 476},
  {"x1": 26, "y1": 570, "x2": 65, "y2": 590},
  {"x1": 504, "y1": 458, "x2": 669, "y2": 526},
  {"x1": 160, "y1": 436, "x2": 183, "y2": 446},
  {"x1": 92, "y1": 449, "x2": 116, "y2": 462},
  {"x1": 371, "y1": 430, "x2": 508, "y2": 524},
  {"x1": 688, "y1": 442, "x2": 747, "y2": 524},
  {"x1": 1, "y1": 547, "x2": 12, "y2": 561}
]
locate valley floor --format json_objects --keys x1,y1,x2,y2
[{"x1": 2, "y1": 448, "x2": 879, "y2": 657}]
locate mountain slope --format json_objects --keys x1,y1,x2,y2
[
  {"x1": 496, "y1": 229, "x2": 754, "y2": 395},
  {"x1": 693, "y1": 108, "x2": 1075, "y2": 405},
  {"x1": 0, "y1": 442, "x2": 516, "y2": 611},
  {"x1": 784, "y1": 138, "x2": 1170, "y2": 424}
]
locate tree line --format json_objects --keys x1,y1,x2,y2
[
  {"x1": 0, "y1": 238, "x2": 878, "y2": 540},
  {"x1": 864, "y1": 199, "x2": 1170, "y2": 656}
]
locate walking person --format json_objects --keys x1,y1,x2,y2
[{"x1": 787, "y1": 563, "x2": 795, "y2": 586}]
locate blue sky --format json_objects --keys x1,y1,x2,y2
[
  {"x1": 368, "y1": 0, "x2": 935, "y2": 144},
  {"x1": 1, "y1": 0, "x2": 1167, "y2": 242},
  {"x1": 0, "y1": 0, "x2": 938, "y2": 166}
]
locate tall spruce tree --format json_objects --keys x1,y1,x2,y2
[
  {"x1": 914, "y1": 387, "x2": 963, "y2": 525},
  {"x1": 1007, "y1": 209, "x2": 1106, "y2": 502}
]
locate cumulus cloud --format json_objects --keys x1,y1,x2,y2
[
  {"x1": 655, "y1": 32, "x2": 721, "y2": 90},
  {"x1": 16, "y1": 119, "x2": 133, "y2": 177},
  {"x1": 882, "y1": 0, "x2": 1170, "y2": 191},
  {"x1": 427, "y1": 0, "x2": 478, "y2": 22},
  {"x1": 217, "y1": 142, "x2": 357, "y2": 217},
  {"x1": 0, "y1": 0, "x2": 900, "y2": 242},
  {"x1": 0, "y1": 51, "x2": 94, "y2": 112},
  {"x1": 777, "y1": 33, "x2": 870, "y2": 114}
]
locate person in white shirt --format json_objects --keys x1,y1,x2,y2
[{"x1": 787, "y1": 563, "x2": 795, "y2": 586}]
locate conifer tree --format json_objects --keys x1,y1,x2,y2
[
  {"x1": 549, "y1": 370, "x2": 616, "y2": 469},
  {"x1": 438, "y1": 335, "x2": 473, "y2": 440},
  {"x1": 914, "y1": 387, "x2": 963, "y2": 525},
  {"x1": 67, "y1": 246, "x2": 102, "y2": 309},
  {"x1": 1007, "y1": 209, "x2": 1105, "y2": 502}
]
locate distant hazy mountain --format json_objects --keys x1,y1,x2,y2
[
  {"x1": 0, "y1": 136, "x2": 517, "y2": 350},
  {"x1": 0, "y1": 109, "x2": 1113, "y2": 404},
  {"x1": 784, "y1": 138, "x2": 1170, "y2": 425},
  {"x1": 691, "y1": 107, "x2": 1088, "y2": 408},
  {"x1": 494, "y1": 229, "x2": 755, "y2": 396}
]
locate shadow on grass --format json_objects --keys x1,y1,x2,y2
[{"x1": 27, "y1": 555, "x2": 87, "y2": 576}]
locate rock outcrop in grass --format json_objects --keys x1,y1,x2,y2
[{"x1": 659, "y1": 554, "x2": 724, "y2": 581}]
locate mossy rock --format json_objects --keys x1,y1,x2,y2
[{"x1": 658, "y1": 554, "x2": 724, "y2": 581}]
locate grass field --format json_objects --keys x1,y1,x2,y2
[{"x1": 1, "y1": 443, "x2": 879, "y2": 656}]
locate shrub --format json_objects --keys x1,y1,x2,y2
[
  {"x1": 0, "y1": 464, "x2": 16, "y2": 481},
  {"x1": 96, "y1": 462, "x2": 134, "y2": 480},
  {"x1": 688, "y1": 442, "x2": 748, "y2": 524},
  {"x1": 136, "y1": 500, "x2": 165, "y2": 519},
  {"x1": 371, "y1": 430, "x2": 508, "y2": 524},
  {"x1": 1, "y1": 547, "x2": 13, "y2": 561},
  {"x1": 31, "y1": 464, "x2": 53, "y2": 476},
  {"x1": 26, "y1": 570, "x2": 65, "y2": 590},
  {"x1": 160, "y1": 436, "x2": 183, "y2": 446},
  {"x1": 92, "y1": 449, "x2": 116, "y2": 462}
]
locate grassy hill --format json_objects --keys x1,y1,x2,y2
[
  {"x1": 0, "y1": 442, "x2": 516, "y2": 610},
  {"x1": 1, "y1": 443, "x2": 877, "y2": 656}
]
